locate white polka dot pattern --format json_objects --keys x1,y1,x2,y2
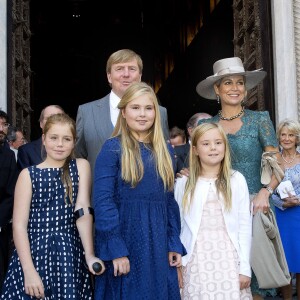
[{"x1": 1, "y1": 160, "x2": 92, "y2": 299}]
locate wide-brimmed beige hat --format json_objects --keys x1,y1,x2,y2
[{"x1": 196, "y1": 57, "x2": 267, "y2": 100}]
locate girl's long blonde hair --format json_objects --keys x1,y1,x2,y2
[
  {"x1": 43, "y1": 113, "x2": 76, "y2": 204},
  {"x1": 112, "y1": 82, "x2": 174, "y2": 190},
  {"x1": 182, "y1": 123, "x2": 232, "y2": 212}
]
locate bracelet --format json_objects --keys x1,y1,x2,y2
[
  {"x1": 263, "y1": 186, "x2": 274, "y2": 194},
  {"x1": 74, "y1": 207, "x2": 94, "y2": 222}
]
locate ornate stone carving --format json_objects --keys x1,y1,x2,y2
[{"x1": 10, "y1": 0, "x2": 32, "y2": 138}]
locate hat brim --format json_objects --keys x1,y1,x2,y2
[{"x1": 196, "y1": 70, "x2": 267, "y2": 100}]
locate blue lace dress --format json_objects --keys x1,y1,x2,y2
[
  {"x1": 1, "y1": 159, "x2": 92, "y2": 300},
  {"x1": 272, "y1": 163, "x2": 300, "y2": 272},
  {"x1": 93, "y1": 137, "x2": 186, "y2": 300},
  {"x1": 199, "y1": 109, "x2": 278, "y2": 297}
]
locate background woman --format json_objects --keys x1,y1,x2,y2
[
  {"x1": 272, "y1": 119, "x2": 300, "y2": 300},
  {"x1": 196, "y1": 57, "x2": 281, "y2": 299},
  {"x1": 93, "y1": 82, "x2": 185, "y2": 299}
]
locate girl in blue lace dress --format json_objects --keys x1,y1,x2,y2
[
  {"x1": 271, "y1": 119, "x2": 300, "y2": 299},
  {"x1": 1, "y1": 113, "x2": 105, "y2": 299},
  {"x1": 196, "y1": 57, "x2": 281, "y2": 299},
  {"x1": 93, "y1": 82, "x2": 186, "y2": 300}
]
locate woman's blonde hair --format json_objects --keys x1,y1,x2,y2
[
  {"x1": 277, "y1": 119, "x2": 300, "y2": 146},
  {"x1": 182, "y1": 123, "x2": 232, "y2": 212},
  {"x1": 43, "y1": 113, "x2": 76, "y2": 204},
  {"x1": 112, "y1": 82, "x2": 174, "y2": 190}
]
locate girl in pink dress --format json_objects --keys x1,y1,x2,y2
[{"x1": 175, "y1": 123, "x2": 252, "y2": 299}]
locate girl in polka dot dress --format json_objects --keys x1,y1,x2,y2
[
  {"x1": 1, "y1": 113, "x2": 105, "y2": 299},
  {"x1": 175, "y1": 123, "x2": 252, "y2": 299}
]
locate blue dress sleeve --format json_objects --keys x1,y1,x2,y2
[
  {"x1": 271, "y1": 192, "x2": 286, "y2": 211},
  {"x1": 258, "y1": 111, "x2": 278, "y2": 148},
  {"x1": 166, "y1": 144, "x2": 187, "y2": 255},
  {"x1": 93, "y1": 138, "x2": 129, "y2": 261}
]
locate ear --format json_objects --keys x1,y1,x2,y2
[
  {"x1": 192, "y1": 145, "x2": 198, "y2": 156},
  {"x1": 213, "y1": 84, "x2": 219, "y2": 96},
  {"x1": 107, "y1": 73, "x2": 112, "y2": 84},
  {"x1": 121, "y1": 109, "x2": 126, "y2": 119}
]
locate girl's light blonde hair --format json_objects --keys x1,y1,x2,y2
[
  {"x1": 43, "y1": 113, "x2": 76, "y2": 204},
  {"x1": 112, "y1": 82, "x2": 174, "y2": 190},
  {"x1": 182, "y1": 123, "x2": 232, "y2": 212}
]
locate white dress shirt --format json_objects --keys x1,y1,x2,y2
[{"x1": 109, "y1": 90, "x2": 121, "y2": 127}]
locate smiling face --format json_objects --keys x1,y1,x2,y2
[
  {"x1": 214, "y1": 75, "x2": 246, "y2": 106},
  {"x1": 43, "y1": 123, "x2": 75, "y2": 163},
  {"x1": 279, "y1": 126, "x2": 297, "y2": 151},
  {"x1": 107, "y1": 59, "x2": 142, "y2": 98},
  {"x1": 122, "y1": 94, "x2": 155, "y2": 141},
  {"x1": 193, "y1": 127, "x2": 225, "y2": 168}
]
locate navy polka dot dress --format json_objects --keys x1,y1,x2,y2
[{"x1": 1, "y1": 159, "x2": 92, "y2": 299}]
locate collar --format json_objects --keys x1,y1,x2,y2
[{"x1": 110, "y1": 90, "x2": 121, "y2": 109}]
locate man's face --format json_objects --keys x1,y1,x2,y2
[
  {"x1": 40, "y1": 106, "x2": 64, "y2": 130},
  {"x1": 11, "y1": 131, "x2": 25, "y2": 149},
  {"x1": 0, "y1": 117, "x2": 9, "y2": 143},
  {"x1": 107, "y1": 59, "x2": 142, "y2": 98}
]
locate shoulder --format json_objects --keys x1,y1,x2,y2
[
  {"x1": 102, "y1": 137, "x2": 121, "y2": 151},
  {"x1": 198, "y1": 115, "x2": 218, "y2": 126},
  {"x1": 78, "y1": 94, "x2": 109, "y2": 110},
  {"x1": 231, "y1": 170, "x2": 247, "y2": 184},
  {"x1": 76, "y1": 158, "x2": 90, "y2": 170},
  {"x1": 19, "y1": 138, "x2": 41, "y2": 151},
  {"x1": 245, "y1": 109, "x2": 270, "y2": 120},
  {"x1": 175, "y1": 176, "x2": 188, "y2": 190}
]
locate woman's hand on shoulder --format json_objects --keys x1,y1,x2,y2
[
  {"x1": 112, "y1": 256, "x2": 130, "y2": 276},
  {"x1": 239, "y1": 274, "x2": 251, "y2": 290},
  {"x1": 176, "y1": 168, "x2": 190, "y2": 178},
  {"x1": 85, "y1": 254, "x2": 105, "y2": 275},
  {"x1": 24, "y1": 268, "x2": 44, "y2": 299}
]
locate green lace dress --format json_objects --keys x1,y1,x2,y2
[{"x1": 199, "y1": 109, "x2": 278, "y2": 297}]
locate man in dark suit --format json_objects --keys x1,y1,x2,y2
[
  {"x1": 0, "y1": 111, "x2": 18, "y2": 290},
  {"x1": 76, "y1": 49, "x2": 170, "y2": 176},
  {"x1": 174, "y1": 112, "x2": 211, "y2": 173},
  {"x1": 17, "y1": 105, "x2": 64, "y2": 170}
]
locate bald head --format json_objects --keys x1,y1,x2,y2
[{"x1": 39, "y1": 105, "x2": 64, "y2": 130}]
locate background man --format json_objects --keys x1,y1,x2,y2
[
  {"x1": 7, "y1": 126, "x2": 25, "y2": 160},
  {"x1": 0, "y1": 110, "x2": 18, "y2": 290},
  {"x1": 17, "y1": 105, "x2": 64, "y2": 170}
]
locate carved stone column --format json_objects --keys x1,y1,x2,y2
[{"x1": 10, "y1": 0, "x2": 32, "y2": 138}]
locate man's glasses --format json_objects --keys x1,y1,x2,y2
[{"x1": 0, "y1": 123, "x2": 10, "y2": 129}]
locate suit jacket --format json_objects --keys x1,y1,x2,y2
[
  {"x1": 75, "y1": 93, "x2": 170, "y2": 175},
  {"x1": 0, "y1": 146, "x2": 18, "y2": 228},
  {"x1": 174, "y1": 143, "x2": 190, "y2": 173},
  {"x1": 175, "y1": 171, "x2": 252, "y2": 277},
  {"x1": 17, "y1": 137, "x2": 43, "y2": 170}
]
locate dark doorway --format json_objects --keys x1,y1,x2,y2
[{"x1": 29, "y1": 0, "x2": 233, "y2": 139}]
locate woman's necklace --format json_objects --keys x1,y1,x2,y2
[
  {"x1": 218, "y1": 106, "x2": 244, "y2": 121},
  {"x1": 281, "y1": 151, "x2": 297, "y2": 164}
]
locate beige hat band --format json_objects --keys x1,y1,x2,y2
[{"x1": 214, "y1": 66, "x2": 245, "y2": 76}]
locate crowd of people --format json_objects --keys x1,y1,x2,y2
[{"x1": 0, "y1": 49, "x2": 299, "y2": 300}]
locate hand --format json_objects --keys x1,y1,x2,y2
[
  {"x1": 252, "y1": 188, "x2": 270, "y2": 214},
  {"x1": 239, "y1": 274, "x2": 251, "y2": 290},
  {"x1": 283, "y1": 192, "x2": 300, "y2": 208},
  {"x1": 112, "y1": 257, "x2": 130, "y2": 276},
  {"x1": 24, "y1": 268, "x2": 44, "y2": 299},
  {"x1": 169, "y1": 252, "x2": 182, "y2": 267},
  {"x1": 176, "y1": 168, "x2": 190, "y2": 178},
  {"x1": 85, "y1": 255, "x2": 106, "y2": 275},
  {"x1": 177, "y1": 267, "x2": 183, "y2": 289}
]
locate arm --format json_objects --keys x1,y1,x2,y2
[
  {"x1": 17, "y1": 145, "x2": 30, "y2": 171},
  {"x1": 0, "y1": 151, "x2": 17, "y2": 227},
  {"x1": 236, "y1": 173, "x2": 252, "y2": 288},
  {"x1": 253, "y1": 145, "x2": 282, "y2": 213},
  {"x1": 13, "y1": 169, "x2": 44, "y2": 298},
  {"x1": 75, "y1": 158, "x2": 105, "y2": 275},
  {"x1": 75, "y1": 106, "x2": 88, "y2": 159},
  {"x1": 93, "y1": 139, "x2": 129, "y2": 275}
]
